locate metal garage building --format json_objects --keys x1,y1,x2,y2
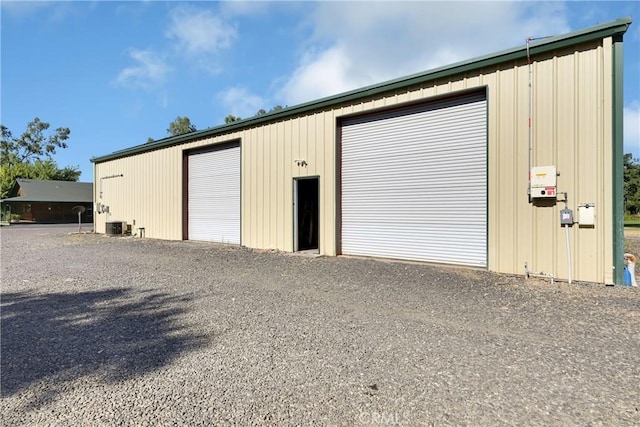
[{"x1": 91, "y1": 18, "x2": 631, "y2": 285}]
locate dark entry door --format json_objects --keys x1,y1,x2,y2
[{"x1": 294, "y1": 177, "x2": 319, "y2": 251}]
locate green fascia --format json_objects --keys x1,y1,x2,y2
[
  {"x1": 91, "y1": 17, "x2": 632, "y2": 164},
  {"x1": 612, "y1": 34, "x2": 625, "y2": 285}
]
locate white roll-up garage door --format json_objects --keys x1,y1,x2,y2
[
  {"x1": 341, "y1": 93, "x2": 487, "y2": 267},
  {"x1": 188, "y1": 145, "x2": 240, "y2": 244}
]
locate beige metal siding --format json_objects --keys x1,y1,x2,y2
[
  {"x1": 238, "y1": 114, "x2": 337, "y2": 254},
  {"x1": 94, "y1": 36, "x2": 615, "y2": 284},
  {"x1": 486, "y1": 39, "x2": 613, "y2": 284},
  {"x1": 95, "y1": 148, "x2": 183, "y2": 240}
]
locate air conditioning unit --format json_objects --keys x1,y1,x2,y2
[{"x1": 105, "y1": 221, "x2": 127, "y2": 236}]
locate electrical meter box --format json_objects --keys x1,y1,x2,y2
[{"x1": 530, "y1": 166, "x2": 557, "y2": 198}]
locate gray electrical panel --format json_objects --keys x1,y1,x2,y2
[{"x1": 560, "y1": 208, "x2": 574, "y2": 226}]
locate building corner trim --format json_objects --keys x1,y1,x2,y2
[{"x1": 612, "y1": 33, "x2": 625, "y2": 285}]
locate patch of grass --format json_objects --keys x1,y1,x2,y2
[{"x1": 625, "y1": 214, "x2": 640, "y2": 227}]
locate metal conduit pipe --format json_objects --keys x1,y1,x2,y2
[
  {"x1": 526, "y1": 37, "x2": 533, "y2": 200},
  {"x1": 99, "y1": 174, "x2": 123, "y2": 199},
  {"x1": 525, "y1": 34, "x2": 553, "y2": 202}
]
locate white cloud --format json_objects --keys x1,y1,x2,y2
[
  {"x1": 217, "y1": 86, "x2": 265, "y2": 119},
  {"x1": 280, "y1": 44, "x2": 360, "y2": 104},
  {"x1": 115, "y1": 49, "x2": 170, "y2": 91},
  {"x1": 625, "y1": 101, "x2": 640, "y2": 157},
  {"x1": 278, "y1": 1, "x2": 571, "y2": 106},
  {"x1": 166, "y1": 6, "x2": 237, "y2": 56}
]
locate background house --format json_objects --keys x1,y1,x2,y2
[{"x1": 1, "y1": 179, "x2": 93, "y2": 224}]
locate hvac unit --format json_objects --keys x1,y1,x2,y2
[{"x1": 105, "y1": 221, "x2": 127, "y2": 236}]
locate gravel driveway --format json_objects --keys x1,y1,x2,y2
[{"x1": 2, "y1": 225, "x2": 639, "y2": 426}]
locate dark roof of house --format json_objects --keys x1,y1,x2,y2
[
  {"x1": 91, "y1": 17, "x2": 632, "y2": 164},
  {"x1": 1, "y1": 179, "x2": 93, "y2": 203}
]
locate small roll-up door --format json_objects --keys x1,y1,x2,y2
[
  {"x1": 188, "y1": 145, "x2": 240, "y2": 244},
  {"x1": 341, "y1": 93, "x2": 487, "y2": 267}
]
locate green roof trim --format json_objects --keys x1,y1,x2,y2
[{"x1": 92, "y1": 17, "x2": 632, "y2": 164}]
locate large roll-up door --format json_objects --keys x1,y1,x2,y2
[
  {"x1": 188, "y1": 144, "x2": 240, "y2": 244},
  {"x1": 341, "y1": 93, "x2": 487, "y2": 267}
]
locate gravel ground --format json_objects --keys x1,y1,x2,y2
[{"x1": 1, "y1": 224, "x2": 639, "y2": 427}]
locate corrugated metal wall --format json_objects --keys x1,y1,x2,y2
[
  {"x1": 483, "y1": 38, "x2": 613, "y2": 284},
  {"x1": 94, "y1": 37, "x2": 614, "y2": 284},
  {"x1": 95, "y1": 147, "x2": 184, "y2": 240}
]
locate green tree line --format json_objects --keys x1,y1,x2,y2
[{"x1": 624, "y1": 153, "x2": 640, "y2": 215}]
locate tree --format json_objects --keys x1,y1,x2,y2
[
  {"x1": 225, "y1": 115, "x2": 241, "y2": 124},
  {"x1": 1, "y1": 117, "x2": 70, "y2": 166},
  {"x1": 254, "y1": 106, "x2": 284, "y2": 117},
  {"x1": 0, "y1": 118, "x2": 79, "y2": 199},
  {"x1": 167, "y1": 116, "x2": 196, "y2": 136},
  {"x1": 624, "y1": 153, "x2": 640, "y2": 215}
]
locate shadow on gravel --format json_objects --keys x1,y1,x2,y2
[{"x1": 1, "y1": 288, "x2": 207, "y2": 407}]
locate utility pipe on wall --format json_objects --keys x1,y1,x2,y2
[
  {"x1": 99, "y1": 174, "x2": 123, "y2": 199},
  {"x1": 526, "y1": 37, "x2": 534, "y2": 200},
  {"x1": 525, "y1": 35, "x2": 554, "y2": 202}
]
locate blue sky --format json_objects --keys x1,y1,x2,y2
[{"x1": 2, "y1": 1, "x2": 639, "y2": 182}]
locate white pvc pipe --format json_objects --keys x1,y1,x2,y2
[{"x1": 564, "y1": 224, "x2": 572, "y2": 284}]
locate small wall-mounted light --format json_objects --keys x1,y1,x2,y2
[{"x1": 294, "y1": 158, "x2": 308, "y2": 167}]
